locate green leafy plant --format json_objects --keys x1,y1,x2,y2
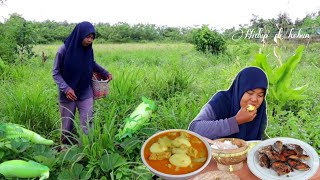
[
  {"x1": 0, "y1": 14, "x2": 35, "y2": 64},
  {"x1": 192, "y1": 25, "x2": 226, "y2": 55},
  {"x1": 100, "y1": 153, "x2": 127, "y2": 173},
  {"x1": 57, "y1": 163, "x2": 91, "y2": 180},
  {"x1": 252, "y1": 45, "x2": 307, "y2": 109}
]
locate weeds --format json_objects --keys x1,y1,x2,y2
[{"x1": 1, "y1": 42, "x2": 319, "y2": 179}]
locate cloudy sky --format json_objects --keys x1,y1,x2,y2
[{"x1": 0, "y1": 0, "x2": 319, "y2": 29}]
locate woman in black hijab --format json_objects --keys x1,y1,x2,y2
[
  {"x1": 188, "y1": 66, "x2": 268, "y2": 141},
  {"x1": 52, "y1": 21, "x2": 112, "y2": 145}
]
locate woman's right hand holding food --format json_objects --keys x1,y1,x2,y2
[{"x1": 235, "y1": 105, "x2": 257, "y2": 125}]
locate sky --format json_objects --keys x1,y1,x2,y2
[{"x1": 0, "y1": 0, "x2": 319, "y2": 30}]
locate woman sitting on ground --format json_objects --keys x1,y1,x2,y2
[{"x1": 188, "y1": 66, "x2": 268, "y2": 141}]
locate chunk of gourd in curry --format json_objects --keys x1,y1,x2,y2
[
  {"x1": 158, "y1": 136, "x2": 172, "y2": 148},
  {"x1": 172, "y1": 136, "x2": 191, "y2": 147},
  {"x1": 169, "y1": 153, "x2": 192, "y2": 167},
  {"x1": 187, "y1": 146, "x2": 198, "y2": 158},
  {"x1": 172, "y1": 147, "x2": 188, "y2": 154},
  {"x1": 150, "y1": 142, "x2": 168, "y2": 153}
]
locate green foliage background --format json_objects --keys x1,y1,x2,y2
[
  {"x1": 1, "y1": 42, "x2": 320, "y2": 179},
  {"x1": 0, "y1": 11, "x2": 320, "y2": 180}
]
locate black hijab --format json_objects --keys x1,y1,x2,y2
[
  {"x1": 208, "y1": 67, "x2": 268, "y2": 140},
  {"x1": 62, "y1": 21, "x2": 95, "y2": 97}
]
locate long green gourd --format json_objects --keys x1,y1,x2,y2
[
  {"x1": 1, "y1": 123, "x2": 54, "y2": 145},
  {"x1": 0, "y1": 160, "x2": 49, "y2": 180},
  {"x1": 116, "y1": 97, "x2": 156, "y2": 140}
]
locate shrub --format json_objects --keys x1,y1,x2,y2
[
  {"x1": 192, "y1": 25, "x2": 226, "y2": 55},
  {"x1": 0, "y1": 14, "x2": 34, "y2": 64}
]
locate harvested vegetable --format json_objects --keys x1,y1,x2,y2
[
  {"x1": 0, "y1": 160, "x2": 49, "y2": 180},
  {"x1": 172, "y1": 147, "x2": 188, "y2": 154},
  {"x1": 116, "y1": 97, "x2": 156, "y2": 140},
  {"x1": 0, "y1": 123, "x2": 54, "y2": 145},
  {"x1": 150, "y1": 142, "x2": 168, "y2": 153},
  {"x1": 169, "y1": 154, "x2": 191, "y2": 167},
  {"x1": 172, "y1": 136, "x2": 191, "y2": 147},
  {"x1": 247, "y1": 104, "x2": 255, "y2": 112},
  {"x1": 158, "y1": 136, "x2": 172, "y2": 148}
]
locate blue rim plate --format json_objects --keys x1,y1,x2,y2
[{"x1": 247, "y1": 137, "x2": 319, "y2": 180}]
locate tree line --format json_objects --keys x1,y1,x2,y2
[
  {"x1": 1, "y1": 13, "x2": 195, "y2": 45},
  {"x1": 1, "y1": 11, "x2": 320, "y2": 64}
]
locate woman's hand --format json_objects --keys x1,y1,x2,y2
[
  {"x1": 106, "y1": 73, "x2": 113, "y2": 81},
  {"x1": 66, "y1": 88, "x2": 77, "y2": 101},
  {"x1": 235, "y1": 106, "x2": 257, "y2": 125}
]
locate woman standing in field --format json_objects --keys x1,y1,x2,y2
[
  {"x1": 52, "y1": 21, "x2": 112, "y2": 145},
  {"x1": 188, "y1": 66, "x2": 268, "y2": 141}
]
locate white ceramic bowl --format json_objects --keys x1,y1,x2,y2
[{"x1": 141, "y1": 129, "x2": 212, "y2": 180}]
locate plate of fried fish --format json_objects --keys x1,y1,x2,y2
[{"x1": 247, "y1": 137, "x2": 319, "y2": 180}]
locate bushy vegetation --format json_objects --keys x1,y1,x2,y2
[
  {"x1": 0, "y1": 42, "x2": 319, "y2": 179},
  {"x1": 192, "y1": 25, "x2": 226, "y2": 54}
]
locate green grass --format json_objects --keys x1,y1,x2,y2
[
  {"x1": 1, "y1": 42, "x2": 319, "y2": 179},
  {"x1": 5, "y1": 42, "x2": 320, "y2": 145}
]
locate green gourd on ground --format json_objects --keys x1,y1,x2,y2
[
  {"x1": 0, "y1": 160, "x2": 50, "y2": 180},
  {"x1": 0, "y1": 123, "x2": 54, "y2": 145},
  {"x1": 116, "y1": 97, "x2": 156, "y2": 140}
]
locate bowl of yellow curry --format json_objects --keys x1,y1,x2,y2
[{"x1": 141, "y1": 129, "x2": 212, "y2": 180}]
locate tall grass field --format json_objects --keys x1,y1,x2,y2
[{"x1": 1, "y1": 42, "x2": 319, "y2": 179}]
